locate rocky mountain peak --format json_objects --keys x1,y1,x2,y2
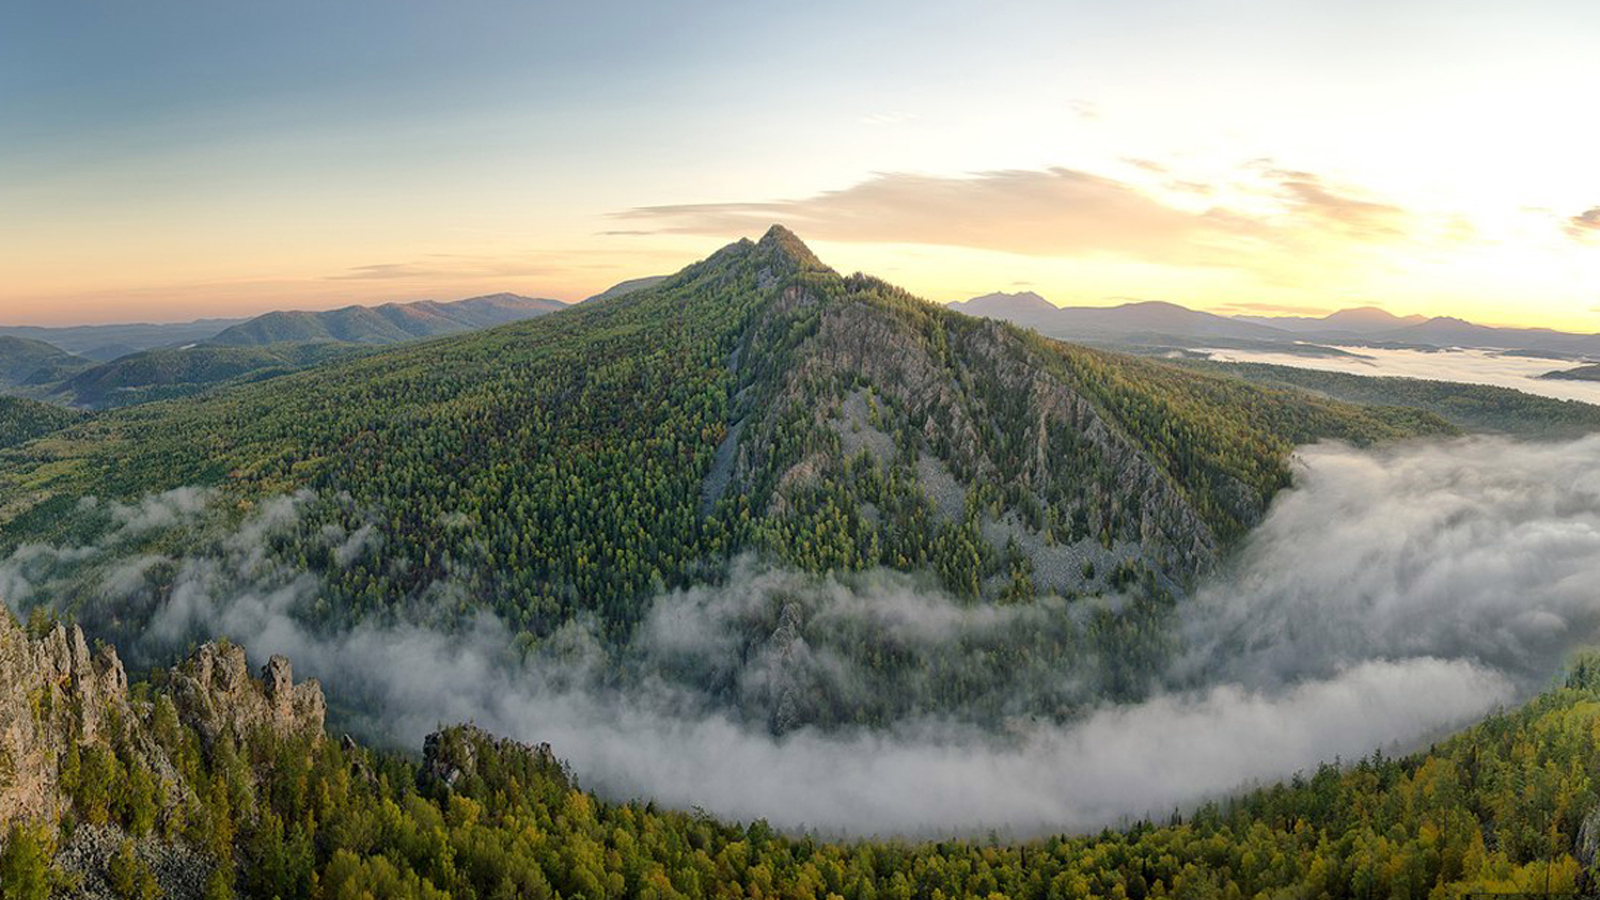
[{"x1": 755, "y1": 224, "x2": 827, "y2": 271}]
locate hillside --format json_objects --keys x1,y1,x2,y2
[
  {"x1": 0, "y1": 229, "x2": 1448, "y2": 653},
  {"x1": 0, "y1": 336, "x2": 90, "y2": 389},
  {"x1": 208, "y1": 293, "x2": 567, "y2": 346},
  {"x1": 3, "y1": 609, "x2": 1599, "y2": 899},
  {"x1": 46, "y1": 342, "x2": 370, "y2": 409},
  {"x1": 581, "y1": 274, "x2": 668, "y2": 303},
  {"x1": 1543, "y1": 363, "x2": 1600, "y2": 382},
  {"x1": 0, "y1": 397, "x2": 82, "y2": 449}
]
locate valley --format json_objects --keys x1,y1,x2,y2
[{"x1": 3, "y1": 230, "x2": 1599, "y2": 897}]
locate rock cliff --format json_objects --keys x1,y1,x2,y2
[{"x1": 0, "y1": 607, "x2": 324, "y2": 833}]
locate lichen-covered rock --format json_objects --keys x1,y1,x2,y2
[
  {"x1": 0, "y1": 609, "x2": 325, "y2": 836},
  {"x1": 0, "y1": 610, "x2": 129, "y2": 827},
  {"x1": 170, "y1": 642, "x2": 325, "y2": 747}
]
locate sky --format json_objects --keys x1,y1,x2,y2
[{"x1": 2, "y1": 0, "x2": 1598, "y2": 328}]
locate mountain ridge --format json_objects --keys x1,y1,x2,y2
[
  {"x1": 0, "y1": 227, "x2": 1450, "y2": 658},
  {"x1": 208, "y1": 292, "x2": 567, "y2": 346}
]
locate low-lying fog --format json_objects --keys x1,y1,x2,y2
[
  {"x1": 8, "y1": 436, "x2": 1600, "y2": 836},
  {"x1": 1202, "y1": 345, "x2": 1600, "y2": 405}
]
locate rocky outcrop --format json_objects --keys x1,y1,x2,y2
[
  {"x1": 0, "y1": 611, "x2": 131, "y2": 827},
  {"x1": 420, "y1": 724, "x2": 561, "y2": 791},
  {"x1": 170, "y1": 641, "x2": 325, "y2": 747},
  {"x1": 0, "y1": 607, "x2": 325, "y2": 834}
]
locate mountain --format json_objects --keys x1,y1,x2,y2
[
  {"x1": 3, "y1": 606, "x2": 1599, "y2": 898},
  {"x1": 1234, "y1": 308, "x2": 1600, "y2": 357},
  {"x1": 1542, "y1": 363, "x2": 1600, "y2": 382},
  {"x1": 947, "y1": 289, "x2": 1059, "y2": 319},
  {"x1": 0, "y1": 319, "x2": 248, "y2": 362},
  {"x1": 582, "y1": 274, "x2": 668, "y2": 303},
  {"x1": 1379, "y1": 316, "x2": 1600, "y2": 356},
  {"x1": 46, "y1": 342, "x2": 370, "y2": 409},
  {"x1": 208, "y1": 293, "x2": 567, "y2": 346},
  {"x1": 0, "y1": 396, "x2": 82, "y2": 448},
  {"x1": 1182, "y1": 359, "x2": 1600, "y2": 438},
  {"x1": 0, "y1": 335, "x2": 91, "y2": 389},
  {"x1": 1234, "y1": 305, "x2": 1429, "y2": 334},
  {"x1": 949, "y1": 294, "x2": 1297, "y2": 344},
  {"x1": 2, "y1": 227, "x2": 1447, "y2": 653}
]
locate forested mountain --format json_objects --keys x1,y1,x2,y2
[
  {"x1": 581, "y1": 275, "x2": 668, "y2": 303},
  {"x1": 207, "y1": 293, "x2": 567, "y2": 346},
  {"x1": 0, "y1": 337, "x2": 90, "y2": 390},
  {"x1": 0, "y1": 397, "x2": 82, "y2": 449},
  {"x1": 3, "y1": 607, "x2": 1599, "y2": 900},
  {"x1": 40, "y1": 343, "x2": 371, "y2": 410},
  {"x1": 0, "y1": 227, "x2": 1447, "y2": 650}
]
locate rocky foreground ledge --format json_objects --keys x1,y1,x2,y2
[
  {"x1": 0, "y1": 608, "x2": 326, "y2": 830},
  {"x1": 0, "y1": 608, "x2": 569, "y2": 899},
  {"x1": 0, "y1": 609, "x2": 328, "y2": 897}
]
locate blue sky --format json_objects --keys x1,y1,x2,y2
[{"x1": 3, "y1": 0, "x2": 1598, "y2": 326}]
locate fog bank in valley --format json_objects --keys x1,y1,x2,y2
[{"x1": 6, "y1": 436, "x2": 1600, "y2": 835}]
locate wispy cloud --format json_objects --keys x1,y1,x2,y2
[
  {"x1": 858, "y1": 111, "x2": 917, "y2": 126},
  {"x1": 1567, "y1": 207, "x2": 1600, "y2": 241},
  {"x1": 1068, "y1": 99, "x2": 1101, "y2": 121},
  {"x1": 1214, "y1": 301, "x2": 1336, "y2": 315},
  {"x1": 1264, "y1": 168, "x2": 1411, "y2": 239},
  {"x1": 613, "y1": 164, "x2": 1419, "y2": 277},
  {"x1": 616, "y1": 168, "x2": 1270, "y2": 267}
]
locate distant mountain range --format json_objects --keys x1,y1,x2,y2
[
  {"x1": 0, "y1": 335, "x2": 90, "y2": 389},
  {"x1": 0, "y1": 292, "x2": 578, "y2": 408},
  {"x1": 0, "y1": 318, "x2": 249, "y2": 361},
  {"x1": 209, "y1": 293, "x2": 566, "y2": 346},
  {"x1": 948, "y1": 293, "x2": 1600, "y2": 359},
  {"x1": 1232, "y1": 306, "x2": 1428, "y2": 333}
]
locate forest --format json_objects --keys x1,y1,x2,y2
[{"x1": 6, "y1": 597, "x2": 1600, "y2": 900}]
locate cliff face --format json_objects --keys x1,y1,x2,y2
[
  {"x1": 723, "y1": 273, "x2": 1225, "y2": 596},
  {"x1": 0, "y1": 613, "x2": 130, "y2": 827},
  {"x1": 0, "y1": 608, "x2": 324, "y2": 834}
]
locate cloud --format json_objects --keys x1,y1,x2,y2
[
  {"x1": 613, "y1": 164, "x2": 1418, "y2": 275},
  {"x1": 615, "y1": 168, "x2": 1274, "y2": 268},
  {"x1": 12, "y1": 436, "x2": 1600, "y2": 836},
  {"x1": 1122, "y1": 157, "x2": 1168, "y2": 173},
  {"x1": 1567, "y1": 207, "x2": 1600, "y2": 241},
  {"x1": 1267, "y1": 169, "x2": 1410, "y2": 239},
  {"x1": 858, "y1": 111, "x2": 917, "y2": 127},
  {"x1": 323, "y1": 259, "x2": 563, "y2": 281},
  {"x1": 1213, "y1": 301, "x2": 1335, "y2": 315}
]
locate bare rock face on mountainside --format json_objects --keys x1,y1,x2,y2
[{"x1": 735, "y1": 274, "x2": 1227, "y2": 585}]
